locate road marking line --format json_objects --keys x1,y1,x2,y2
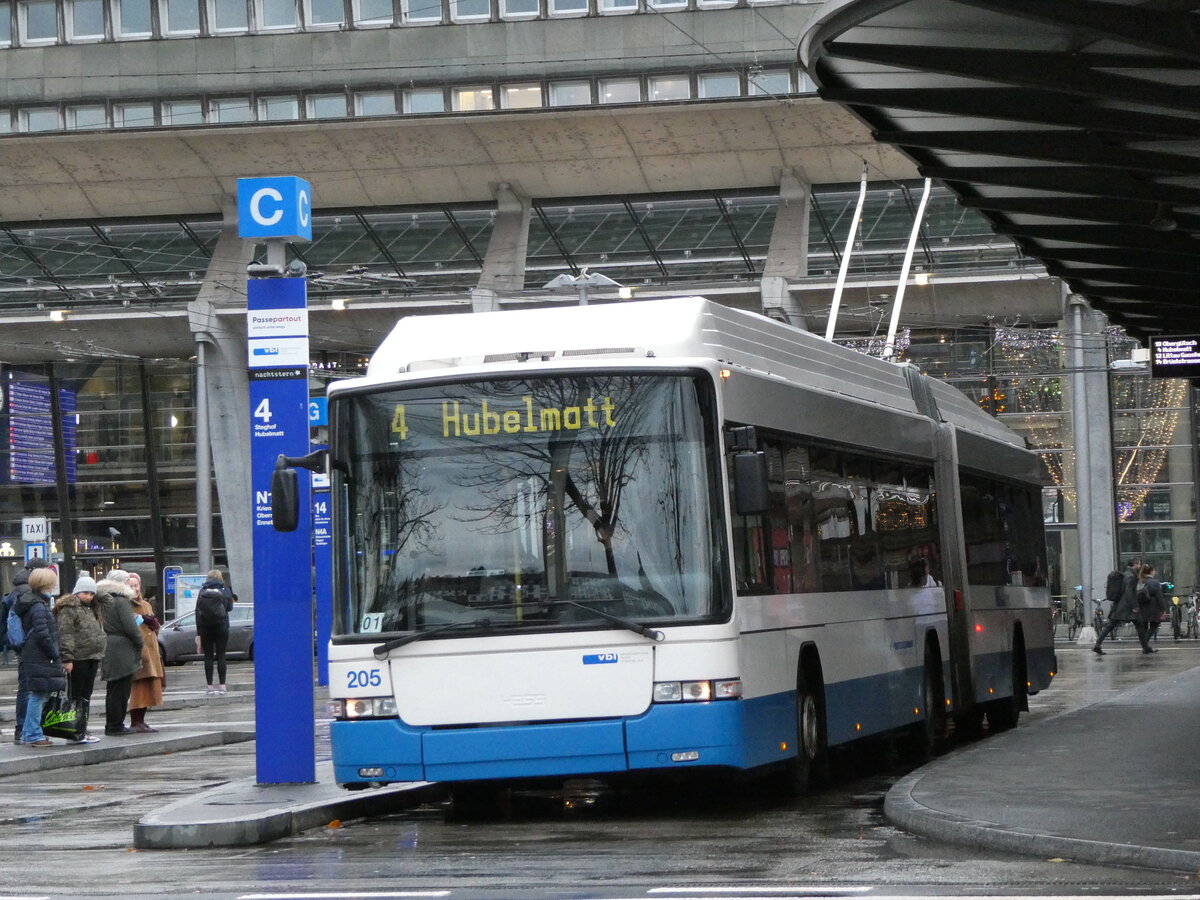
[
  {"x1": 239, "y1": 893, "x2": 450, "y2": 899},
  {"x1": 649, "y1": 890, "x2": 872, "y2": 896}
]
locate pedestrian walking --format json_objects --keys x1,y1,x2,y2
[
  {"x1": 1135, "y1": 564, "x2": 1167, "y2": 655},
  {"x1": 195, "y1": 569, "x2": 234, "y2": 696},
  {"x1": 15, "y1": 567, "x2": 66, "y2": 747},
  {"x1": 6, "y1": 557, "x2": 51, "y2": 743},
  {"x1": 54, "y1": 574, "x2": 106, "y2": 743},
  {"x1": 99, "y1": 570, "x2": 142, "y2": 735},
  {"x1": 1093, "y1": 559, "x2": 1141, "y2": 655},
  {"x1": 127, "y1": 572, "x2": 164, "y2": 732}
]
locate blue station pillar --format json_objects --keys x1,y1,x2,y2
[{"x1": 238, "y1": 175, "x2": 317, "y2": 784}]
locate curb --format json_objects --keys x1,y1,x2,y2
[
  {"x1": 134, "y1": 766, "x2": 443, "y2": 849},
  {"x1": 885, "y1": 763, "x2": 1200, "y2": 873},
  {"x1": 1, "y1": 730, "x2": 253, "y2": 777}
]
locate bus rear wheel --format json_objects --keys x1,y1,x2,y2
[
  {"x1": 985, "y1": 640, "x2": 1026, "y2": 732},
  {"x1": 907, "y1": 656, "x2": 946, "y2": 761}
]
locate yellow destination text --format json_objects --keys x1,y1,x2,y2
[{"x1": 442, "y1": 395, "x2": 617, "y2": 438}]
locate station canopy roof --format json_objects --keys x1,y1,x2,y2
[
  {"x1": 801, "y1": 0, "x2": 1200, "y2": 340},
  {"x1": 0, "y1": 184, "x2": 1036, "y2": 313}
]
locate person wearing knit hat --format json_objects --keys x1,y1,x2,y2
[
  {"x1": 53, "y1": 573, "x2": 109, "y2": 743},
  {"x1": 105, "y1": 569, "x2": 131, "y2": 584}
]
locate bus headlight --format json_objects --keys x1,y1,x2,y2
[
  {"x1": 653, "y1": 679, "x2": 740, "y2": 703},
  {"x1": 329, "y1": 697, "x2": 398, "y2": 719}
]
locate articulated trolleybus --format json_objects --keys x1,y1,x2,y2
[{"x1": 305, "y1": 297, "x2": 1055, "y2": 795}]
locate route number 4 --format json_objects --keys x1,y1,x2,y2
[{"x1": 255, "y1": 398, "x2": 273, "y2": 424}]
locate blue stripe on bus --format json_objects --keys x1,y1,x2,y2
[{"x1": 330, "y1": 666, "x2": 939, "y2": 786}]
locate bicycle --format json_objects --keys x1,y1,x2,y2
[{"x1": 1067, "y1": 594, "x2": 1084, "y2": 641}]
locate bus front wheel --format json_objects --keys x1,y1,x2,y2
[{"x1": 781, "y1": 664, "x2": 827, "y2": 794}]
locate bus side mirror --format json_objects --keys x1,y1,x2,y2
[
  {"x1": 272, "y1": 465, "x2": 300, "y2": 532},
  {"x1": 733, "y1": 451, "x2": 769, "y2": 516}
]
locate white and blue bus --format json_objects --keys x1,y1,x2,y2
[{"x1": 296, "y1": 297, "x2": 1055, "y2": 794}]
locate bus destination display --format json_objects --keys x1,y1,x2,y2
[{"x1": 1150, "y1": 335, "x2": 1200, "y2": 379}]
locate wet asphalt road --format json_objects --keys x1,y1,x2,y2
[{"x1": 2, "y1": 636, "x2": 1199, "y2": 899}]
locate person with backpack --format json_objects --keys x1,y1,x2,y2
[
  {"x1": 1093, "y1": 559, "x2": 1141, "y2": 655},
  {"x1": 1135, "y1": 564, "x2": 1167, "y2": 654},
  {"x1": 6, "y1": 558, "x2": 51, "y2": 743},
  {"x1": 16, "y1": 567, "x2": 67, "y2": 747},
  {"x1": 195, "y1": 569, "x2": 234, "y2": 696}
]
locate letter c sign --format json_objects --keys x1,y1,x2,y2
[{"x1": 237, "y1": 176, "x2": 314, "y2": 241}]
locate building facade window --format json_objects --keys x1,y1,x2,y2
[
  {"x1": 500, "y1": 83, "x2": 541, "y2": 109},
  {"x1": 115, "y1": 0, "x2": 152, "y2": 34},
  {"x1": 648, "y1": 74, "x2": 689, "y2": 102},
  {"x1": 354, "y1": 90, "x2": 396, "y2": 116},
  {"x1": 257, "y1": 0, "x2": 296, "y2": 28},
  {"x1": 548, "y1": 80, "x2": 589, "y2": 107},
  {"x1": 401, "y1": 0, "x2": 439, "y2": 23},
  {"x1": 114, "y1": 102, "x2": 155, "y2": 126},
  {"x1": 698, "y1": 72, "x2": 739, "y2": 98},
  {"x1": 449, "y1": 0, "x2": 486, "y2": 20},
  {"x1": 404, "y1": 87, "x2": 445, "y2": 113},
  {"x1": 748, "y1": 68, "x2": 791, "y2": 96},
  {"x1": 259, "y1": 95, "x2": 300, "y2": 120},
  {"x1": 66, "y1": 104, "x2": 108, "y2": 128},
  {"x1": 308, "y1": 93, "x2": 348, "y2": 117},
  {"x1": 161, "y1": 0, "x2": 200, "y2": 32},
  {"x1": 498, "y1": 0, "x2": 534, "y2": 18},
  {"x1": 209, "y1": 0, "x2": 248, "y2": 31},
  {"x1": 547, "y1": 0, "x2": 584, "y2": 15},
  {"x1": 20, "y1": 106, "x2": 61, "y2": 131},
  {"x1": 598, "y1": 0, "x2": 635, "y2": 12},
  {"x1": 18, "y1": 0, "x2": 59, "y2": 42},
  {"x1": 452, "y1": 85, "x2": 494, "y2": 111},
  {"x1": 306, "y1": 0, "x2": 343, "y2": 25},
  {"x1": 598, "y1": 77, "x2": 640, "y2": 104},
  {"x1": 67, "y1": 0, "x2": 105, "y2": 39},
  {"x1": 210, "y1": 97, "x2": 252, "y2": 122},
  {"x1": 351, "y1": 0, "x2": 389, "y2": 24},
  {"x1": 162, "y1": 99, "x2": 202, "y2": 124},
  {"x1": 0, "y1": 2, "x2": 11, "y2": 44}
]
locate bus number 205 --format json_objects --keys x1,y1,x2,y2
[{"x1": 346, "y1": 669, "x2": 383, "y2": 689}]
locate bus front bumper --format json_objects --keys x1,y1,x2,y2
[{"x1": 331, "y1": 693, "x2": 794, "y2": 786}]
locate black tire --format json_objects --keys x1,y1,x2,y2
[
  {"x1": 907, "y1": 655, "x2": 946, "y2": 761},
  {"x1": 986, "y1": 641, "x2": 1026, "y2": 732},
  {"x1": 780, "y1": 663, "x2": 828, "y2": 794}
]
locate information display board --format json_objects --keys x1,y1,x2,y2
[{"x1": 1149, "y1": 335, "x2": 1200, "y2": 379}]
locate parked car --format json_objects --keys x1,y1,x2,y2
[{"x1": 158, "y1": 603, "x2": 254, "y2": 665}]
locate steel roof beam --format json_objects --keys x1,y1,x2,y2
[
  {"x1": 953, "y1": 0, "x2": 1200, "y2": 64},
  {"x1": 877, "y1": 130, "x2": 1199, "y2": 175},
  {"x1": 1001, "y1": 224, "x2": 1200, "y2": 254},
  {"x1": 822, "y1": 43, "x2": 1199, "y2": 112},
  {"x1": 824, "y1": 87, "x2": 1200, "y2": 138},
  {"x1": 926, "y1": 166, "x2": 1200, "y2": 205}
]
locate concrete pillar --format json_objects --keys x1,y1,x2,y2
[
  {"x1": 760, "y1": 170, "x2": 811, "y2": 329},
  {"x1": 188, "y1": 216, "x2": 255, "y2": 601},
  {"x1": 471, "y1": 182, "x2": 531, "y2": 313},
  {"x1": 1066, "y1": 294, "x2": 1116, "y2": 613}
]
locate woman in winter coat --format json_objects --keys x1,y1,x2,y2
[
  {"x1": 126, "y1": 572, "x2": 164, "y2": 732},
  {"x1": 54, "y1": 574, "x2": 107, "y2": 744},
  {"x1": 99, "y1": 571, "x2": 143, "y2": 736},
  {"x1": 15, "y1": 568, "x2": 66, "y2": 746}
]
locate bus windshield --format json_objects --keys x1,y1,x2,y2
[{"x1": 333, "y1": 372, "x2": 726, "y2": 638}]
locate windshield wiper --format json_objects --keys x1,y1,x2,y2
[
  {"x1": 373, "y1": 619, "x2": 493, "y2": 659},
  {"x1": 542, "y1": 599, "x2": 665, "y2": 642}
]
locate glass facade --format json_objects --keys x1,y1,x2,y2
[{"x1": 903, "y1": 328, "x2": 1198, "y2": 601}]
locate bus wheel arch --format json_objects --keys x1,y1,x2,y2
[{"x1": 784, "y1": 644, "x2": 829, "y2": 793}]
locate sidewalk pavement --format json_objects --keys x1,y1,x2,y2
[
  {"x1": 886, "y1": 645, "x2": 1200, "y2": 872},
  {"x1": 3, "y1": 645, "x2": 1199, "y2": 868}
]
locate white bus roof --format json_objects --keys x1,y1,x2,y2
[{"x1": 358, "y1": 297, "x2": 1023, "y2": 449}]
